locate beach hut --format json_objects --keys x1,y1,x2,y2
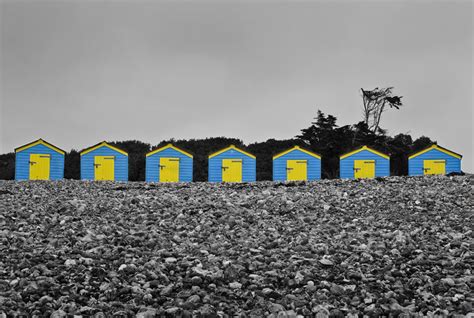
[
  {"x1": 146, "y1": 144, "x2": 193, "y2": 182},
  {"x1": 208, "y1": 145, "x2": 256, "y2": 182},
  {"x1": 340, "y1": 145, "x2": 390, "y2": 179},
  {"x1": 80, "y1": 141, "x2": 128, "y2": 181},
  {"x1": 15, "y1": 138, "x2": 65, "y2": 180},
  {"x1": 272, "y1": 145, "x2": 321, "y2": 181},
  {"x1": 408, "y1": 144, "x2": 462, "y2": 176}
]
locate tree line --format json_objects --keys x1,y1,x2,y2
[{"x1": 0, "y1": 88, "x2": 438, "y2": 181}]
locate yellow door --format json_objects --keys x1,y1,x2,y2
[
  {"x1": 222, "y1": 159, "x2": 242, "y2": 182},
  {"x1": 94, "y1": 156, "x2": 115, "y2": 181},
  {"x1": 287, "y1": 160, "x2": 307, "y2": 181},
  {"x1": 354, "y1": 160, "x2": 375, "y2": 179},
  {"x1": 29, "y1": 154, "x2": 50, "y2": 180},
  {"x1": 159, "y1": 157, "x2": 180, "y2": 182},
  {"x1": 423, "y1": 160, "x2": 446, "y2": 175}
]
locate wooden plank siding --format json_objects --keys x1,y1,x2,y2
[
  {"x1": 208, "y1": 148, "x2": 256, "y2": 182},
  {"x1": 15, "y1": 143, "x2": 64, "y2": 180},
  {"x1": 409, "y1": 148, "x2": 461, "y2": 176},
  {"x1": 273, "y1": 148, "x2": 321, "y2": 181},
  {"x1": 146, "y1": 147, "x2": 193, "y2": 182},
  {"x1": 81, "y1": 145, "x2": 128, "y2": 181},
  {"x1": 340, "y1": 149, "x2": 390, "y2": 179}
]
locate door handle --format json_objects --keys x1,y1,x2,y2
[
  {"x1": 222, "y1": 166, "x2": 228, "y2": 170},
  {"x1": 286, "y1": 168, "x2": 293, "y2": 170},
  {"x1": 29, "y1": 161, "x2": 36, "y2": 165},
  {"x1": 94, "y1": 164, "x2": 101, "y2": 168}
]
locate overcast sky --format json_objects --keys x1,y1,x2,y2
[{"x1": 1, "y1": 0, "x2": 472, "y2": 171}]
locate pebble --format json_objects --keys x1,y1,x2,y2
[
  {"x1": 319, "y1": 258, "x2": 333, "y2": 266},
  {"x1": 0, "y1": 177, "x2": 470, "y2": 316},
  {"x1": 441, "y1": 277, "x2": 455, "y2": 287},
  {"x1": 165, "y1": 257, "x2": 177, "y2": 264},
  {"x1": 229, "y1": 282, "x2": 242, "y2": 289},
  {"x1": 64, "y1": 259, "x2": 77, "y2": 267},
  {"x1": 186, "y1": 294, "x2": 201, "y2": 304},
  {"x1": 51, "y1": 310, "x2": 67, "y2": 318},
  {"x1": 330, "y1": 284, "x2": 345, "y2": 295}
]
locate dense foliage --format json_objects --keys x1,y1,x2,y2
[
  {"x1": 0, "y1": 153, "x2": 15, "y2": 180},
  {"x1": 0, "y1": 111, "x2": 435, "y2": 181}
]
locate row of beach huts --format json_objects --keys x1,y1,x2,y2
[{"x1": 13, "y1": 139, "x2": 462, "y2": 182}]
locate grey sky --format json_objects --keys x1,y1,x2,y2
[{"x1": 1, "y1": 0, "x2": 472, "y2": 171}]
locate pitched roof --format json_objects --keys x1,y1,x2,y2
[
  {"x1": 340, "y1": 145, "x2": 390, "y2": 160},
  {"x1": 80, "y1": 141, "x2": 128, "y2": 156},
  {"x1": 408, "y1": 144, "x2": 462, "y2": 160},
  {"x1": 15, "y1": 138, "x2": 66, "y2": 155},
  {"x1": 146, "y1": 144, "x2": 193, "y2": 158},
  {"x1": 273, "y1": 145, "x2": 321, "y2": 160},
  {"x1": 208, "y1": 145, "x2": 256, "y2": 159}
]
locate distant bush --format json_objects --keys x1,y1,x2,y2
[{"x1": 0, "y1": 153, "x2": 15, "y2": 180}]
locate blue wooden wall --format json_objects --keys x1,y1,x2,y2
[
  {"x1": 146, "y1": 148, "x2": 193, "y2": 182},
  {"x1": 340, "y1": 150, "x2": 390, "y2": 179},
  {"x1": 208, "y1": 149, "x2": 256, "y2": 182},
  {"x1": 81, "y1": 146, "x2": 128, "y2": 181},
  {"x1": 15, "y1": 144, "x2": 64, "y2": 180},
  {"x1": 273, "y1": 149, "x2": 321, "y2": 181},
  {"x1": 409, "y1": 148, "x2": 461, "y2": 176}
]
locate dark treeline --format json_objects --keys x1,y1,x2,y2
[{"x1": 0, "y1": 110, "x2": 434, "y2": 181}]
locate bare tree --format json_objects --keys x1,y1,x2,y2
[{"x1": 361, "y1": 87, "x2": 403, "y2": 133}]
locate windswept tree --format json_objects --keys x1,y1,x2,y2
[{"x1": 361, "y1": 87, "x2": 403, "y2": 134}]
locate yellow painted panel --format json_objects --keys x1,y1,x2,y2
[
  {"x1": 222, "y1": 159, "x2": 242, "y2": 182},
  {"x1": 354, "y1": 160, "x2": 375, "y2": 179},
  {"x1": 287, "y1": 160, "x2": 307, "y2": 181},
  {"x1": 94, "y1": 156, "x2": 115, "y2": 181},
  {"x1": 159, "y1": 157, "x2": 180, "y2": 182},
  {"x1": 423, "y1": 160, "x2": 446, "y2": 175},
  {"x1": 29, "y1": 154, "x2": 50, "y2": 180}
]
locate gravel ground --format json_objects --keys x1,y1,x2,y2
[{"x1": 0, "y1": 176, "x2": 472, "y2": 317}]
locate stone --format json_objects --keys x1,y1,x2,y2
[
  {"x1": 50, "y1": 310, "x2": 67, "y2": 318},
  {"x1": 165, "y1": 257, "x2": 177, "y2": 264},
  {"x1": 65, "y1": 259, "x2": 77, "y2": 267},
  {"x1": 319, "y1": 258, "x2": 333, "y2": 266},
  {"x1": 229, "y1": 282, "x2": 242, "y2": 289}
]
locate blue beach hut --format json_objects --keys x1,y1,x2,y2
[
  {"x1": 80, "y1": 141, "x2": 128, "y2": 181},
  {"x1": 208, "y1": 145, "x2": 256, "y2": 182},
  {"x1": 340, "y1": 145, "x2": 390, "y2": 179},
  {"x1": 15, "y1": 138, "x2": 65, "y2": 180},
  {"x1": 146, "y1": 144, "x2": 193, "y2": 182},
  {"x1": 408, "y1": 144, "x2": 462, "y2": 176},
  {"x1": 273, "y1": 145, "x2": 321, "y2": 181}
]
